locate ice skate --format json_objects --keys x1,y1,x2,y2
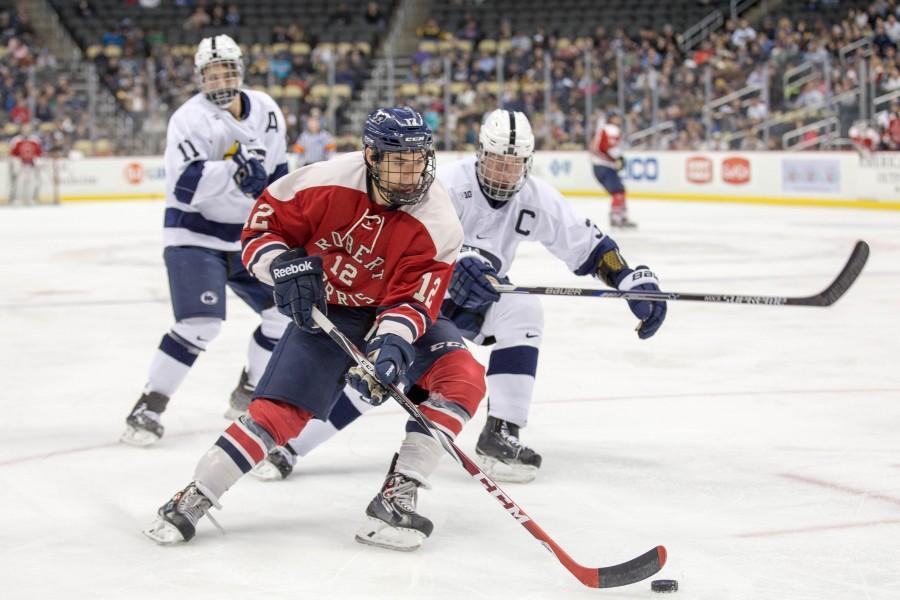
[
  {"x1": 121, "y1": 391, "x2": 169, "y2": 447},
  {"x1": 143, "y1": 482, "x2": 221, "y2": 544},
  {"x1": 249, "y1": 445, "x2": 296, "y2": 481},
  {"x1": 224, "y1": 369, "x2": 254, "y2": 420},
  {"x1": 475, "y1": 416, "x2": 542, "y2": 483},
  {"x1": 609, "y1": 212, "x2": 638, "y2": 229},
  {"x1": 355, "y1": 471, "x2": 433, "y2": 551}
]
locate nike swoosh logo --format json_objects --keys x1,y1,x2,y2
[
  {"x1": 525, "y1": 333, "x2": 539, "y2": 338},
  {"x1": 475, "y1": 234, "x2": 489, "y2": 239}
]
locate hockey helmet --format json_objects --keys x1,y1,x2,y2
[
  {"x1": 476, "y1": 109, "x2": 535, "y2": 202},
  {"x1": 362, "y1": 107, "x2": 436, "y2": 207},
  {"x1": 195, "y1": 34, "x2": 243, "y2": 109}
]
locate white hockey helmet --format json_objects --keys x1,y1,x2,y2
[
  {"x1": 194, "y1": 34, "x2": 243, "y2": 108},
  {"x1": 476, "y1": 109, "x2": 535, "y2": 202}
]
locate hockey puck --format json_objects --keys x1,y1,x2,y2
[{"x1": 651, "y1": 579, "x2": 678, "y2": 593}]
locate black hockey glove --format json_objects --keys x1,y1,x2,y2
[
  {"x1": 614, "y1": 265, "x2": 667, "y2": 339},
  {"x1": 449, "y1": 255, "x2": 501, "y2": 309},
  {"x1": 270, "y1": 248, "x2": 327, "y2": 334},
  {"x1": 229, "y1": 142, "x2": 268, "y2": 198},
  {"x1": 346, "y1": 333, "x2": 415, "y2": 406}
]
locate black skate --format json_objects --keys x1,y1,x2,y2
[
  {"x1": 356, "y1": 469, "x2": 433, "y2": 551},
  {"x1": 476, "y1": 416, "x2": 542, "y2": 483},
  {"x1": 143, "y1": 482, "x2": 221, "y2": 544},
  {"x1": 121, "y1": 391, "x2": 169, "y2": 447},
  {"x1": 250, "y1": 445, "x2": 297, "y2": 481},
  {"x1": 224, "y1": 369, "x2": 254, "y2": 420},
  {"x1": 610, "y1": 212, "x2": 638, "y2": 229}
]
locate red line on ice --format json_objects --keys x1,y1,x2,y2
[
  {"x1": 736, "y1": 519, "x2": 900, "y2": 538},
  {"x1": 778, "y1": 473, "x2": 900, "y2": 508},
  {"x1": 0, "y1": 428, "x2": 218, "y2": 466}
]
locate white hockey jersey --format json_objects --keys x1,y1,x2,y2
[
  {"x1": 163, "y1": 89, "x2": 288, "y2": 251},
  {"x1": 438, "y1": 156, "x2": 606, "y2": 279}
]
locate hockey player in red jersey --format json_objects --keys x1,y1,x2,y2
[
  {"x1": 8, "y1": 123, "x2": 43, "y2": 205},
  {"x1": 590, "y1": 113, "x2": 636, "y2": 228},
  {"x1": 144, "y1": 107, "x2": 486, "y2": 552}
]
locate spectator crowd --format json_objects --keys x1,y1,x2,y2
[{"x1": 3, "y1": 0, "x2": 899, "y2": 157}]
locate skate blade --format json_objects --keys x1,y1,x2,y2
[
  {"x1": 120, "y1": 426, "x2": 160, "y2": 447},
  {"x1": 354, "y1": 517, "x2": 425, "y2": 552},
  {"x1": 143, "y1": 517, "x2": 184, "y2": 545},
  {"x1": 476, "y1": 454, "x2": 538, "y2": 483},
  {"x1": 249, "y1": 459, "x2": 284, "y2": 481}
]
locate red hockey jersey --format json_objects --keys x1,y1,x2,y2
[
  {"x1": 590, "y1": 123, "x2": 622, "y2": 168},
  {"x1": 10, "y1": 135, "x2": 42, "y2": 166},
  {"x1": 242, "y1": 152, "x2": 463, "y2": 344}
]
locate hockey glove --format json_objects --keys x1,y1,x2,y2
[
  {"x1": 270, "y1": 248, "x2": 327, "y2": 334},
  {"x1": 613, "y1": 156, "x2": 626, "y2": 171},
  {"x1": 346, "y1": 334, "x2": 415, "y2": 406},
  {"x1": 614, "y1": 265, "x2": 667, "y2": 339},
  {"x1": 228, "y1": 142, "x2": 268, "y2": 198},
  {"x1": 449, "y1": 255, "x2": 501, "y2": 309}
]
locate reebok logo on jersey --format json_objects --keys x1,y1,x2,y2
[{"x1": 273, "y1": 262, "x2": 316, "y2": 279}]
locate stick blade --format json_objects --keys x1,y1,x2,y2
[
  {"x1": 798, "y1": 240, "x2": 869, "y2": 307},
  {"x1": 590, "y1": 545, "x2": 667, "y2": 589}
]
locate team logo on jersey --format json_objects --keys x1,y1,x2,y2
[
  {"x1": 314, "y1": 209, "x2": 387, "y2": 279},
  {"x1": 200, "y1": 291, "x2": 219, "y2": 305}
]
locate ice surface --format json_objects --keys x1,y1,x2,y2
[{"x1": 2, "y1": 198, "x2": 899, "y2": 599}]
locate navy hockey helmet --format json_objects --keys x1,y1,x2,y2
[{"x1": 362, "y1": 107, "x2": 436, "y2": 207}]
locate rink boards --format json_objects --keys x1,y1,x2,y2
[{"x1": 2, "y1": 150, "x2": 897, "y2": 208}]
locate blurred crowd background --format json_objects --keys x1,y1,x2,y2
[{"x1": 1, "y1": 0, "x2": 899, "y2": 158}]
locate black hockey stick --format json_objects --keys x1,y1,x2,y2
[
  {"x1": 495, "y1": 240, "x2": 869, "y2": 307},
  {"x1": 310, "y1": 307, "x2": 666, "y2": 589}
]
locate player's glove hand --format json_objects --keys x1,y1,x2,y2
[
  {"x1": 270, "y1": 248, "x2": 327, "y2": 334},
  {"x1": 614, "y1": 265, "x2": 667, "y2": 339},
  {"x1": 229, "y1": 142, "x2": 268, "y2": 198},
  {"x1": 346, "y1": 334, "x2": 414, "y2": 406},
  {"x1": 449, "y1": 255, "x2": 501, "y2": 309},
  {"x1": 614, "y1": 156, "x2": 626, "y2": 171}
]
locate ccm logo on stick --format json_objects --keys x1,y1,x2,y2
[{"x1": 273, "y1": 262, "x2": 315, "y2": 278}]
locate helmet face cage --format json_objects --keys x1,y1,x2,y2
[
  {"x1": 198, "y1": 58, "x2": 243, "y2": 108},
  {"x1": 475, "y1": 147, "x2": 533, "y2": 201},
  {"x1": 366, "y1": 147, "x2": 436, "y2": 207}
]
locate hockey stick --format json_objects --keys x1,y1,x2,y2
[
  {"x1": 495, "y1": 240, "x2": 869, "y2": 307},
  {"x1": 311, "y1": 307, "x2": 666, "y2": 589}
]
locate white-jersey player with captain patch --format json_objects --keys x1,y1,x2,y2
[
  {"x1": 122, "y1": 34, "x2": 291, "y2": 447},
  {"x1": 437, "y1": 109, "x2": 666, "y2": 481},
  {"x1": 254, "y1": 109, "x2": 668, "y2": 485}
]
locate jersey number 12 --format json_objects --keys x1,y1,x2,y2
[{"x1": 413, "y1": 271, "x2": 442, "y2": 308}]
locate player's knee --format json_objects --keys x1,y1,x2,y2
[
  {"x1": 499, "y1": 295, "x2": 544, "y2": 345},
  {"x1": 171, "y1": 317, "x2": 222, "y2": 351},
  {"x1": 259, "y1": 305, "x2": 290, "y2": 339},
  {"x1": 420, "y1": 350, "x2": 486, "y2": 422},
  {"x1": 247, "y1": 398, "x2": 314, "y2": 446}
]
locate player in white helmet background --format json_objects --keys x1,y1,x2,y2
[
  {"x1": 121, "y1": 34, "x2": 291, "y2": 446},
  {"x1": 251, "y1": 109, "x2": 667, "y2": 484}
]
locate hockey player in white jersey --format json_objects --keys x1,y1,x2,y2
[
  {"x1": 252, "y1": 109, "x2": 666, "y2": 484},
  {"x1": 122, "y1": 34, "x2": 291, "y2": 446}
]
